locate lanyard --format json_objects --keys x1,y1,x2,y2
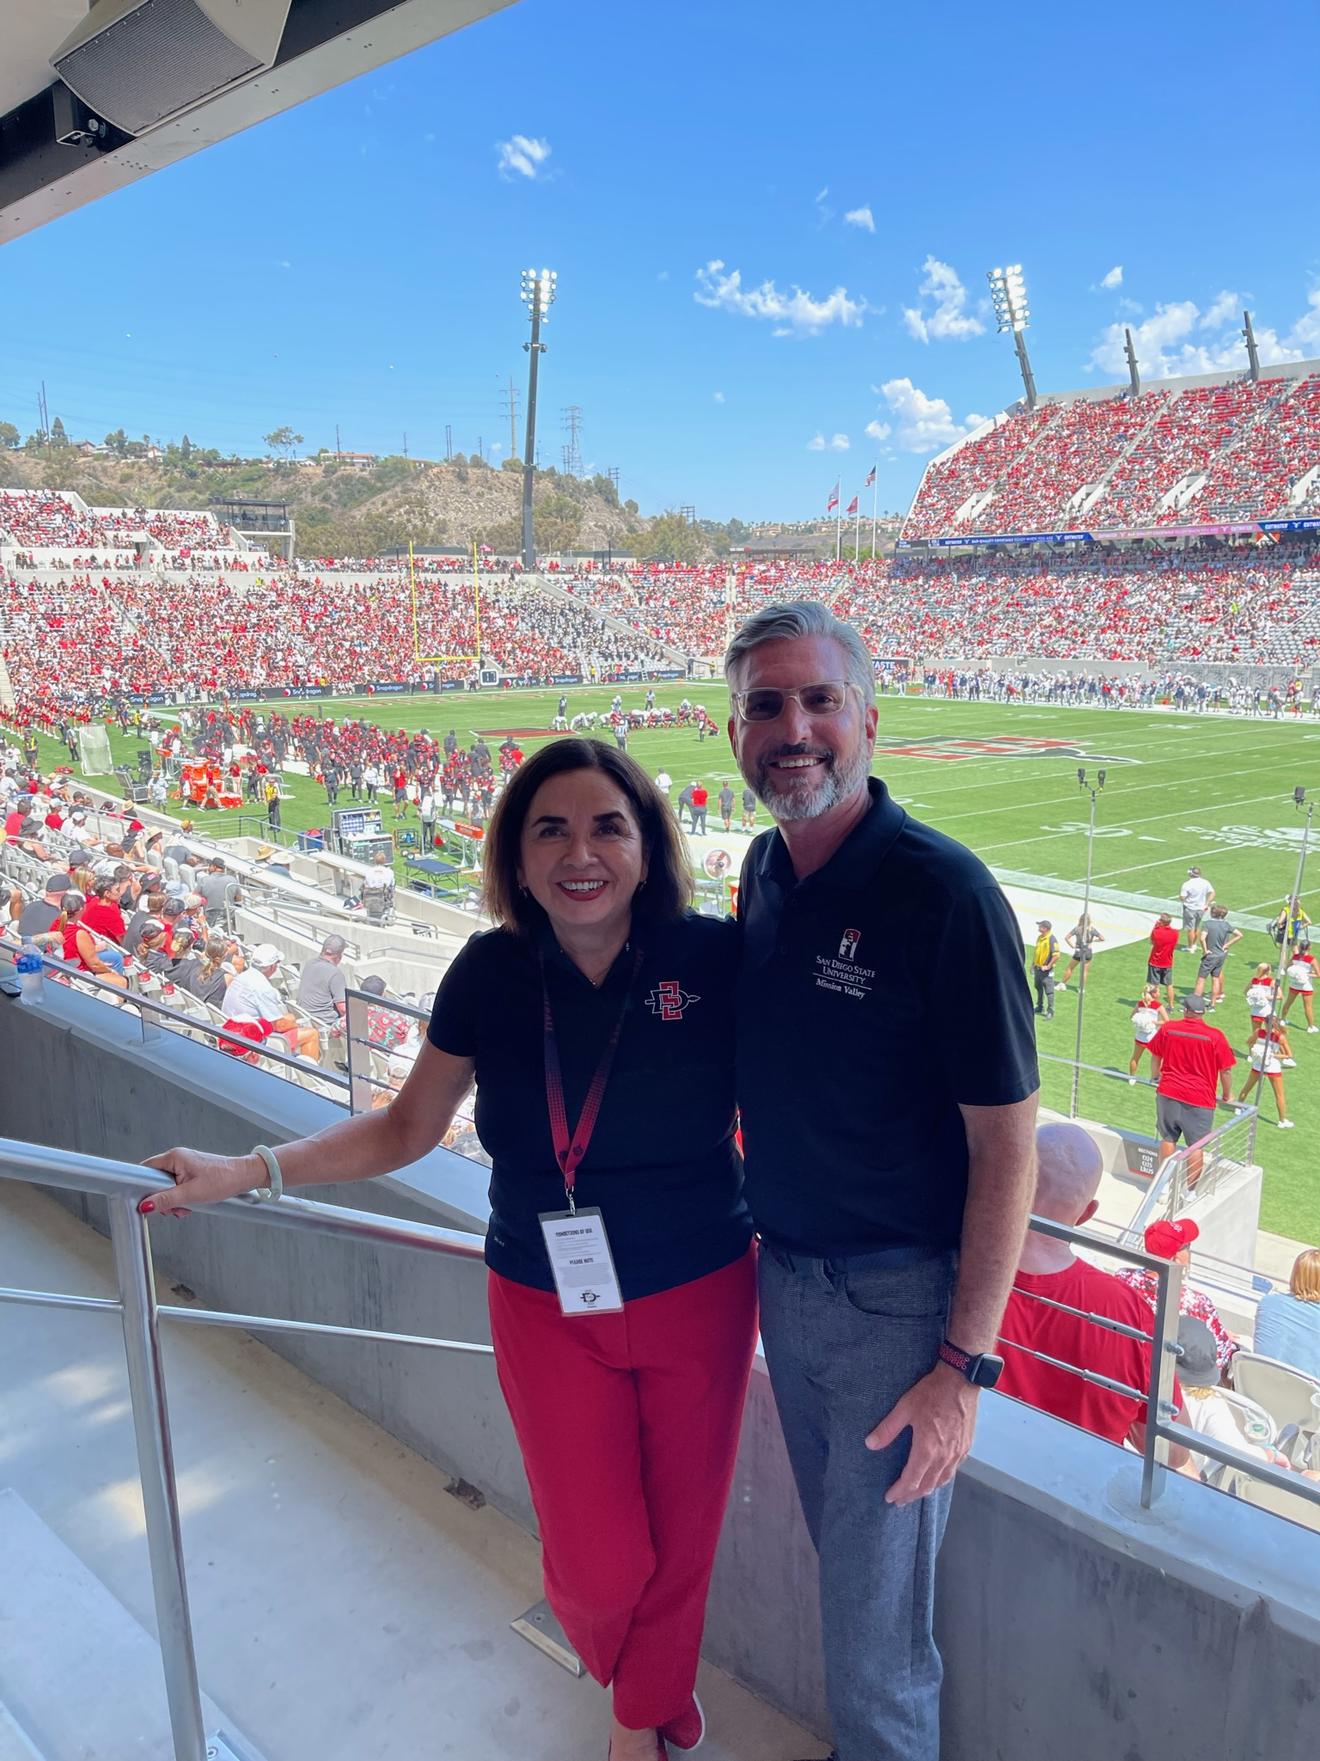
[{"x1": 541, "y1": 946, "x2": 642, "y2": 1213}]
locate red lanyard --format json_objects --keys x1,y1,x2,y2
[{"x1": 541, "y1": 947, "x2": 642, "y2": 1213}]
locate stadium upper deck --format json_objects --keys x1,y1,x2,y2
[{"x1": 901, "y1": 360, "x2": 1320, "y2": 544}]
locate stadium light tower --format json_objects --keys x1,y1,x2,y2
[
  {"x1": 519, "y1": 267, "x2": 557, "y2": 570},
  {"x1": 987, "y1": 264, "x2": 1038, "y2": 410}
]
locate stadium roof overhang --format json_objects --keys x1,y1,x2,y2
[{"x1": 0, "y1": 0, "x2": 519, "y2": 245}]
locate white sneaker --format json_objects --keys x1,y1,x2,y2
[
  {"x1": 1055, "y1": 983, "x2": 1068, "y2": 992},
  {"x1": 1282, "y1": 1058, "x2": 1297, "y2": 1068},
  {"x1": 1309, "y1": 1026, "x2": 1319, "y2": 1034},
  {"x1": 1278, "y1": 1119, "x2": 1296, "y2": 1129},
  {"x1": 1128, "y1": 1077, "x2": 1137, "y2": 1086}
]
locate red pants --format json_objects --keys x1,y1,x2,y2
[{"x1": 488, "y1": 1246, "x2": 758, "y2": 1730}]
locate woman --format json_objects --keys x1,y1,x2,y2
[
  {"x1": 1056, "y1": 911, "x2": 1104, "y2": 990},
  {"x1": 1244, "y1": 963, "x2": 1275, "y2": 1049},
  {"x1": 141, "y1": 739, "x2": 756, "y2": 1761},
  {"x1": 55, "y1": 890, "x2": 129, "y2": 987},
  {"x1": 1280, "y1": 941, "x2": 1317, "y2": 1032},
  {"x1": 1127, "y1": 984, "x2": 1167, "y2": 1082},
  {"x1": 1237, "y1": 1018, "x2": 1295, "y2": 1128},
  {"x1": 1174, "y1": 1320, "x2": 1309, "y2": 1484},
  {"x1": 1253, "y1": 1249, "x2": 1320, "y2": 1379}
]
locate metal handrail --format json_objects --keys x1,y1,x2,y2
[{"x1": 0, "y1": 1133, "x2": 488, "y2": 1761}]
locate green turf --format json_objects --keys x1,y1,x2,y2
[{"x1": 32, "y1": 685, "x2": 1320, "y2": 1245}]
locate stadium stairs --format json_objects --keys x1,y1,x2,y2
[{"x1": 526, "y1": 569, "x2": 692, "y2": 669}]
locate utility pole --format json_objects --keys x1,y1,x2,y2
[
  {"x1": 520, "y1": 268, "x2": 557, "y2": 570},
  {"x1": 561, "y1": 404, "x2": 583, "y2": 478},
  {"x1": 444, "y1": 423, "x2": 453, "y2": 462},
  {"x1": 335, "y1": 423, "x2": 341, "y2": 460},
  {"x1": 477, "y1": 435, "x2": 484, "y2": 463},
  {"x1": 607, "y1": 466, "x2": 620, "y2": 497},
  {"x1": 403, "y1": 432, "x2": 408, "y2": 459},
  {"x1": 679, "y1": 504, "x2": 696, "y2": 525},
  {"x1": 501, "y1": 376, "x2": 520, "y2": 460}
]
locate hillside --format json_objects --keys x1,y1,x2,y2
[{"x1": 0, "y1": 447, "x2": 657, "y2": 558}]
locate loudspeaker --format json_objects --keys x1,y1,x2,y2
[{"x1": 51, "y1": 0, "x2": 292, "y2": 139}]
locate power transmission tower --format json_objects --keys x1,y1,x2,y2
[
  {"x1": 500, "y1": 376, "x2": 520, "y2": 459},
  {"x1": 561, "y1": 404, "x2": 583, "y2": 477},
  {"x1": 607, "y1": 466, "x2": 620, "y2": 496},
  {"x1": 679, "y1": 504, "x2": 697, "y2": 525}
]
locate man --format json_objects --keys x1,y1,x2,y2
[
  {"x1": 740, "y1": 783, "x2": 757, "y2": 832},
  {"x1": 1030, "y1": 918, "x2": 1058, "y2": 1018},
  {"x1": 1117, "y1": 1216, "x2": 1238, "y2": 1373},
  {"x1": 222, "y1": 943, "x2": 319, "y2": 1062},
  {"x1": 322, "y1": 761, "x2": 341, "y2": 807},
  {"x1": 998, "y1": 1123, "x2": 1188, "y2": 1457},
  {"x1": 18, "y1": 872, "x2": 72, "y2": 939},
  {"x1": 359, "y1": 850, "x2": 395, "y2": 921},
  {"x1": 655, "y1": 768, "x2": 672, "y2": 801},
  {"x1": 1193, "y1": 904, "x2": 1242, "y2": 1009},
  {"x1": 676, "y1": 780, "x2": 694, "y2": 828},
  {"x1": 197, "y1": 856, "x2": 240, "y2": 929},
  {"x1": 1147, "y1": 994, "x2": 1236, "y2": 1186},
  {"x1": 717, "y1": 782, "x2": 735, "y2": 832},
  {"x1": 1148, "y1": 911, "x2": 1179, "y2": 1014},
  {"x1": 689, "y1": 780, "x2": 708, "y2": 835},
  {"x1": 419, "y1": 785, "x2": 436, "y2": 852},
  {"x1": 725, "y1": 601, "x2": 1038, "y2": 1761},
  {"x1": 265, "y1": 775, "x2": 282, "y2": 830},
  {"x1": 296, "y1": 934, "x2": 349, "y2": 1054},
  {"x1": 1179, "y1": 865, "x2": 1214, "y2": 954}
]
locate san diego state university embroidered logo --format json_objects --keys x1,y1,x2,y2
[
  {"x1": 838, "y1": 928, "x2": 862, "y2": 960},
  {"x1": 816, "y1": 930, "x2": 874, "y2": 999},
  {"x1": 645, "y1": 980, "x2": 700, "y2": 1021}
]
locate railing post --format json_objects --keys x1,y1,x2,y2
[
  {"x1": 1140, "y1": 1255, "x2": 1185, "y2": 1508},
  {"x1": 106, "y1": 1195, "x2": 209, "y2": 1761},
  {"x1": 345, "y1": 989, "x2": 375, "y2": 1116}
]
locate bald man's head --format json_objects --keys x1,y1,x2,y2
[{"x1": 1033, "y1": 1122, "x2": 1104, "y2": 1226}]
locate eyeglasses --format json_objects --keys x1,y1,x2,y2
[{"x1": 731, "y1": 680, "x2": 859, "y2": 723}]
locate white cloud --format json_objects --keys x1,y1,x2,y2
[
  {"x1": 902, "y1": 256, "x2": 985, "y2": 343},
  {"x1": 713, "y1": 390, "x2": 726, "y2": 403},
  {"x1": 694, "y1": 259, "x2": 866, "y2": 335},
  {"x1": 1088, "y1": 284, "x2": 1320, "y2": 379},
  {"x1": 496, "y1": 134, "x2": 551, "y2": 180},
  {"x1": 865, "y1": 419, "x2": 892, "y2": 442},
  {"x1": 830, "y1": 433, "x2": 850, "y2": 450},
  {"x1": 807, "y1": 432, "x2": 850, "y2": 452},
  {"x1": 844, "y1": 206, "x2": 876, "y2": 233},
  {"x1": 877, "y1": 378, "x2": 986, "y2": 453},
  {"x1": 1100, "y1": 265, "x2": 1123, "y2": 289},
  {"x1": 807, "y1": 433, "x2": 826, "y2": 451}
]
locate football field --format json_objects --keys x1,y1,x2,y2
[{"x1": 46, "y1": 684, "x2": 1320, "y2": 1244}]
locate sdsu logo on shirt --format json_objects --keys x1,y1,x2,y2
[
  {"x1": 645, "y1": 980, "x2": 701, "y2": 1021},
  {"x1": 838, "y1": 928, "x2": 862, "y2": 960}
]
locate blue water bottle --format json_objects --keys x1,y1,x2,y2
[{"x1": 16, "y1": 941, "x2": 45, "y2": 1006}]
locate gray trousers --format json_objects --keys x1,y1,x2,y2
[
  {"x1": 1032, "y1": 966, "x2": 1054, "y2": 1011},
  {"x1": 758, "y1": 1244, "x2": 956, "y2": 1761}
]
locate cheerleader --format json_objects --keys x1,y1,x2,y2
[
  {"x1": 1128, "y1": 984, "x2": 1168, "y2": 1083},
  {"x1": 1237, "y1": 1019, "x2": 1296, "y2": 1128}
]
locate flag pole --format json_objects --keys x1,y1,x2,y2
[
  {"x1": 835, "y1": 491, "x2": 842, "y2": 564},
  {"x1": 870, "y1": 467, "x2": 878, "y2": 559},
  {"x1": 853, "y1": 498, "x2": 861, "y2": 564}
]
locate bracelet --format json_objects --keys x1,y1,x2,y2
[{"x1": 251, "y1": 1143, "x2": 284, "y2": 1202}]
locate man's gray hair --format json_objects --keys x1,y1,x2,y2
[
  {"x1": 723, "y1": 600, "x2": 875, "y2": 706},
  {"x1": 321, "y1": 934, "x2": 348, "y2": 957}
]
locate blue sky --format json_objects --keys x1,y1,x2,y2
[{"x1": 3, "y1": 0, "x2": 1319, "y2": 522}]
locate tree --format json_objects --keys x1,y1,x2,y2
[
  {"x1": 180, "y1": 434, "x2": 193, "y2": 460},
  {"x1": 25, "y1": 431, "x2": 45, "y2": 450},
  {"x1": 0, "y1": 421, "x2": 19, "y2": 450},
  {"x1": 501, "y1": 455, "x2": 523, "y2": 472},
  {"x1": 104, "y1": 428, "x2": 128, "y2": 456},
  {"x1": 263, "y1": 425, "x2": 303, "y2": 462},
  {"x1": 50, "y1": 416, "x2": 68, "y2": 446},
  {"x1": 624, "y1": 498, "x2": 639, "y2": 517}
]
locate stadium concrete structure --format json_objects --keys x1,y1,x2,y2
[{"x1": 2, "y1": 9, "x2": 1319, "y2": 1761}]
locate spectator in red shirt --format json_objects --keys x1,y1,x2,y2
[
  {"x1": 1147, "y1": 911, "x2": 1179, "y2": 1014},
  {"x1": 689, "y1": 781, "x2": 708, "y2": 835},
  {"x1": 79, "y1": 874, "x2": 129, "y2": 944},
  {"x1": 1147, "y1": 995, "x2": 1237, "y2": 1188},
  {"x1": 998, "y1": 1123, "x2": 1187, "y2": 1459}
]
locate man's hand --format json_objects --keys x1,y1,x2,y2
[{"x1": 865, "y1": 1364, "x2": 979, "y2": 1506}]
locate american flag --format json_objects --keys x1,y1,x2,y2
[
  {"x1": 846, "y1": 496, "x2": 859, "y2": 516},
  {"x1": 865, "y1": 465, "x2": 876, "y2": 487},
  {"x1": 826, "y1": 482, "x2": 840, "y2": 513}
]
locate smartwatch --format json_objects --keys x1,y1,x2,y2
[{"x1": 937, "y1": 1338, "x2": 1004, "y2": 1389}]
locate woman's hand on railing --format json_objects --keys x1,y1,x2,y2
[{"x1": 139, "y1": 1148, "x2": 265, "y2": 1218}]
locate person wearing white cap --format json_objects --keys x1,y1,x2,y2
[{"x1": 219, "y1": 943, "x2": 319, "y2": 1063}]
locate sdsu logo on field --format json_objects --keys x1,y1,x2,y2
[
  {"x1": 874, "y1": 735, "x2": 1140, "y2": 765},
  {"x1": 646, "y1": 981, "x2": 700, "y2": 1021}
]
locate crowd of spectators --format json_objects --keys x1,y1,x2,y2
[{"x1": 901, "y1": 372, "x2": 1320, "y2": 541}]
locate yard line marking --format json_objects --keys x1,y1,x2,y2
[
  {"x1": 1089, "y1": 842, "x2": 1268, "y2": 881},
  {"x1": 923, "y1": 757, "x2": 1309, "y2": 825},
  {"x1": 972, "y1": 793, "x2": 1290, "y2": 856}
]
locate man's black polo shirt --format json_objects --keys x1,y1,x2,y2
[
  {"x1": 428, "y1": 913, "x2": 750, "y2": 1299},
  {"x1": 736, "y1": 777, "x2": 1038, "y2": 1258}
]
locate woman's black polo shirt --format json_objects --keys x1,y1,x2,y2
[
  {"x1": 427, "y1": 912, "x2": 750, "y2": 1300},
  {"x1": 736, "y1": 778, "x2": 1039, "y2": 1259}
]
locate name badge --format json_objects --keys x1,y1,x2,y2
[{"x1": 538, "y1": 1206, "x2": 624, "y2": 1317}]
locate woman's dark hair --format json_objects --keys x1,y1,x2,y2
[{"x1": 481, "y1": 738, "x2": 692, "y2": 933}]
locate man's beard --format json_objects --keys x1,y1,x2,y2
[{"x1": 753, "y1": 741, "x2": 872, "y2": 822}]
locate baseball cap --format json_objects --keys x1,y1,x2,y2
[
  {"x1": 1174, "y1": 1317, "x2": 1219, "y2": 1387},
  {"x1": 45, "y1": 872, "x2": 72, "y2": 894},
  {"x1": 1188, "y1": 866, "x2": 1201, "y2": 876},
  {"x1": 1182, "y1": 993, "x2": 1209, "y2": 1013},
  {"x1": 1037, "y1": 919, "x2": 1052, "y2": 930},
  {"x1": 250, "y1": 942, "x2": 282, "y2": 967},
  {"x1": 1144, "y1": 1217, "x2": 1200, "y2": 1260}
]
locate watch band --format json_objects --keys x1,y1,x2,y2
[
  {"x1": 938, "y1": 1339, "x2": 974, "y2": 1376},
  {"x1": 251, "y1": 1143, "x2": 283, "y2": 1202}
]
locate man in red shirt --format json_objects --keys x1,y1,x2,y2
[
  {"x1": 998, "y1": 1123, "x2": 1187, "y2": 1458},
  {"x1": 1147, "y1": 911, "x2": 1179, "y2": 1014},
  {"x1": 689, "y1": 781, "x2": 708, "y2": 835},
  {"x1": 1147, "y1": 994, "x2": 1236, "y2": 1187}
]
